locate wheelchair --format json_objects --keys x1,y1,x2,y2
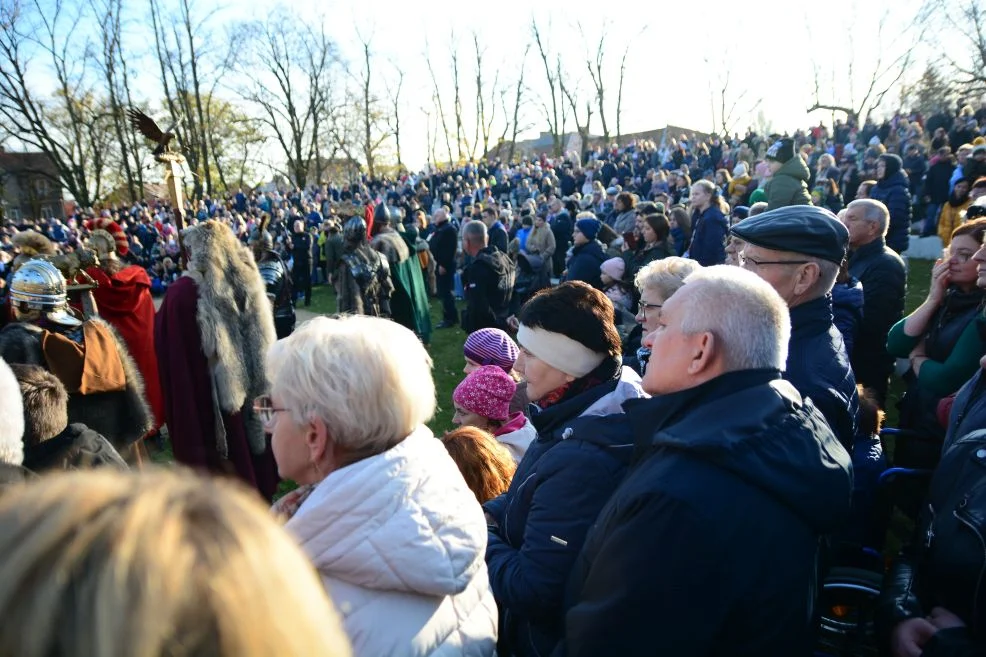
[{"x1": 814, "y1": 427, "x2": 938, "y2": 657}]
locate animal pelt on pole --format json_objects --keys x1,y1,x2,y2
[
  {"x1": 181, "y1": 220, "x2": 275, "y2": 455},
  {"x1": 11, "y1": 231, "x2": 55, "y2": 270}
]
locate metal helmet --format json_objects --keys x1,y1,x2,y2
[
  {"x1": 249, "y1": 227, "x2": 273, "y2": 251},
  {"x1": 344, "y1": 216, "x2": 368, "y2": 242},
  {"x1": 9, "y1": 258, "x2": 80, "y2": 327},
  {"x1": 373, "y1": 202, "x2": 393, "y2": 225}
]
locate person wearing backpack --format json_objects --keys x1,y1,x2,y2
[{"x1": 461, "y1": 220, "x2": 515, "y2": 333}]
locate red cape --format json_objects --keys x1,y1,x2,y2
[{"x1": 86, "y1": 266, "x2": 164, "y2": 428}]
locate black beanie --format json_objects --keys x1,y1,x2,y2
[
  {"x1": 879, "y1": 153, "x2": 903, "y2": 179},
  {"x1": 766, "y1": 138, "x2": 795, "y2": 163}
]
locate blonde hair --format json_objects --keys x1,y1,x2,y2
[
  {"x1": 634, "y1": 256, "x2": 701, "y2": 300},
  {"x1": 0, "y1": 469, "x2": 351, "y2": 657},
  {"x1": 266, "y1": 315, "x2": 436, "y2": 454}
]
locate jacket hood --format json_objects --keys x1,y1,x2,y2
[
  {"x1": 878, "y1": 170, "x2": 909, "y2": 189},
  {"x1": 573, "y1": 240, "x2": 606, "y2": 260},
  {"x1": 286, "y1": 426, "x2": 488, "y2": 597},
  {"x1": 476, "y1": 247, "x2": 511, "y2": 277},
  {"x1": 778, "y1": 155, "x2": 810, "y2": 183},
  {"x1": 626, "y1": 369, "x2": 852, "y2": 534}
]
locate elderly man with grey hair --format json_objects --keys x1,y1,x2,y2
[
  {"x1": 559, "y1": 265, "x2": 853, "y2": 657},
  {"x1": 461, "y1": 220, "x2": 514, "y2": 333},
  {"x1": 844, "y1": 199, "x2": 907, "y2": 404},
  {"x1": 732, "y1": 204, "x2": 860, "y2": 452}
]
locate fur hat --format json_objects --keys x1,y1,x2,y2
[
  {"x1": 453, "y1": 366, "x2": 516, "y2": 421},
  {"x1": 766, "y1": 138, "x2": 795, "y2": 163},
  {"x1": 600, "y1": 257, "x2": 625, "y2": 280},
  {"x1": 0, "y1": 358, "x2": 25, "y2": 466},
  {"x1": 10, "y1": 364, "x2": 68, "y2": 446},
  {"x1": 732, "y1": 162, "x2": 748, "y2": 177},
  {"x1": 463, "y1": 328, "x2": 519, "y2": 372}
]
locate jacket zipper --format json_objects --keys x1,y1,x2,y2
[
  {"x1": 954, "y1": 494, "x2": 986, "y2": 628},
  {"x1": 925, "y1": 503, "x2": 936, "y2": 548}
]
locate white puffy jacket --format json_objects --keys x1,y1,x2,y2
[{"x1": 286, "y1": 427, "x2": 498, "y2": 657}]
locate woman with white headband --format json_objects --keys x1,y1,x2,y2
[{"x1": 483, "y1": 281, "x2": 648, "y2": 657}]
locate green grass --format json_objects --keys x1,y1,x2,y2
[{"x1": 305, "y1": 284, "x2": 466, "y2": 435}]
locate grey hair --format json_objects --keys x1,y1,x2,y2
[
  {"x1": 677, "y1": 265, "x2": 790, "y2": 371},
  {"x1": 809, "y1": 257, "x2": 841, "y2": 298},
  {"x1": 634, "y1": 256, "x2": 701, "y2": 301},
  {"x1": 463, "y1": 220, "x2": 488, "y2": 245},
  {"x1": 848, "y1": 199, "x2": 890, "y2": 236},
  {"x1": 266, "y1": 316, "x2": 436, "y2": 454}
]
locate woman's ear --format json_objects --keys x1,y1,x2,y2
[{"x1": 306, "y1": 417, "x2": 330, "y2": 463}]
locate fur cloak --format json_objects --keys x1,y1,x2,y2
[
  {"x1": 176, "y1": 220, "x2": 275, "y2": 455},
  {"x1": 0, "y1": 319, "x2": 153, "y2": 450}
]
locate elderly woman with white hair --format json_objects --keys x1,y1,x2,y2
[
  {"x1": 264, "y1": 316, "x2": 497, "y2": 657},
  {"x1": 624, "y1": 256, "x2": 701, "y2": 375}
]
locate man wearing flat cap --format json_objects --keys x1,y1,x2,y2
[{"x1": 732, "y1": 205, "x2": 859, "y2": 451}]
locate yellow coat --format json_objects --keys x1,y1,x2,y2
[{"x1": 939, "y1": 199, "x2": 971, "y2": 247}]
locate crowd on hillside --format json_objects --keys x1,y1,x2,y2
[{"x1": 0, "y1": 100, "x2": 985, "y2": 657}]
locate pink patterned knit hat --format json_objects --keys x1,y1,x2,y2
[{"x1": 452, "y1": 365, "x2": 517, "y2": 421}]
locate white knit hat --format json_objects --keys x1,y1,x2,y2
[{"x1": 0, "y1": 358, "x2": 25, "y2": 466}]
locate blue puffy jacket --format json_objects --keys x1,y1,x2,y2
[
  {"x1": 832, "y1": 277, "x2": 864, "y2": 356},
  {"x1": 687, "y1": 205, "x2": 728, "y2": 266},
  {"x1": 484, "y1": 365, "x2": 647, "y2": 657},
  {"x1": 563, "y1": 240, "x2": 606, "y2": 290},
  {"x1": 869, "y1": 158, "x2": 912, "y2": 254}
]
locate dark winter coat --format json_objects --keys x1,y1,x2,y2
[
  {"x1": 869, "y1": 160, "x2": 912, "y2": 254},
  {"x1": 785, "y1": 295, "x2": 860, "y2": 452},
  {"x1": 428, "y1": 220, "x2": 458, "y2": 272},
  {"x1": 564, "y1": 240, "x2": 606, "y2": 289},
  {"x1": 488, "y1": 221, "x2": 510, "y2": 254},
  {"x1": 559, "y1": 369, "x2": 853, "y2": 657},
  {"x1": 484, "y1": 365, "x2": 646, "y2": 657},
  {"x1": 832, "y1": 277, "x2": 864, "y2": 356},
  {"x1": 765, "y1": 156, "x2": 812, "y2": 210},
  {"x1": 687, "y1": 205, "x2": 728, "y2": 266},
  {"x1": 927, "y1": 159, "x2": 957, "y2": 204},
  {"x1": 22, "y1": 423, "x2": 128, "y2": 472},
  {"x1": 877, "y1": 428, "x2": 986, "y2": 656},
  {"x1": 549, "y1": 212, "x2": 574, "y2": 276},
  {"x1": 849, "y1": 237, "x2": 907, "y2": 398},
  {"x1": 462, "y1": 246, "x2": 514, "y2": 333}
]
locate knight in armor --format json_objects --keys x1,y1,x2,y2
[
  {"x1": 248, "y1": 216, "x2": 296, "y2": 339},
  {"x1": 336, "y1": 216, "x2": 394, "y2": 317},
  {"x1": 370, "y1": 203, "x2": 432, "y2": 343},
  {"x1": 154, "y1": 220, "x2": 279, "y2": 500},
  {"x1": 0, "y1": 259, "x2": 153, "y2": 459}
]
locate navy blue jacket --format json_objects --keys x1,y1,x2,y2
[
  {"x1": 848, "y1": 237, "x2": 906, "y2": 396},
  {"x1": 869, "y1": 170, "x2": 912, "y2": 254},
  {"x1": 564, "y1": 240, "x2": 605, "y2": 290},
  {"x1": 687, "y1": 206, "x2": 728, "y2": 266},
  {"x1": 785, "y1": 295, "x2": 860, "y2": 452},
  {"x1": 559, "y1": 369, "x2": 853, "y2": 657},
  {"x1": 484, "y1": 366, "x2": 644, "y2": 657},
  {"x1": 946, "y1": 368, "x2": 986, "y2": 453},
  {"x1": 832, "y1": 277, "x2": 864, "y2": 357}
]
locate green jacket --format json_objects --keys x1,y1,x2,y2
[{"x1": 765, "y1": 156, "x2": 811, "y2": 211}]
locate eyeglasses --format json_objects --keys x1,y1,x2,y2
[
  {"x1": 253, "y1": 395, "x2": 289, "y2": 426},
  {"x1": 636, "y1": 302, "x2": 662, "y2": 316},
  {"x1": 738, "y1": 253, "x2": 811, "y2": 268}
]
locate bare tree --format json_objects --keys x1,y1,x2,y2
[
  {"x1": 531, "y1": 18, "x2": 562, "y2": 156},
  {"x1": 559, "y1": 66, "x2": 592, "y2": 153},
  {"x1": 580, "y1": 22, "x2": 610, "y2": 142},
  {"x1": 472, "y1": 32, "x2": 500, "y2": 160},
  {"x1": 615, "y1": 42, "x2": 631, "y2": 143},
  {"x1": 353, "y1": 36, "x2": 390, "y2": 178},
  {"x1": 233, "y1": 9, "x2": 337, "y2": 187},
  {"x1": 506, "y1": 44, "x2": 530, "y2": 163},
  {"x1": 807, "y1": 10, "x2": 919, "y2": 125},
  {"x1": 424, "y1": 44, "x2": 454, "y2": 166},
  {"x1": 0, "y1": 0, "x2": 115, "y2": 206},
  {"x1": 450, "y1": 37, "x2": 467, "y2": 162},
  {"x1": 386, "y1": 64, "x2": 405, "y2": 171},
  {"x1": 919, "y1": 0, "x2": 986, "y2": 97}
]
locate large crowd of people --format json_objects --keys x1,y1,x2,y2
[{"x1": 0, "y1": 100, "x2": 984, "y2": 656}]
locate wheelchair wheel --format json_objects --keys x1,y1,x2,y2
[{"x1": 815, "y1": 566, "x2": 883, "y2": 657}]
